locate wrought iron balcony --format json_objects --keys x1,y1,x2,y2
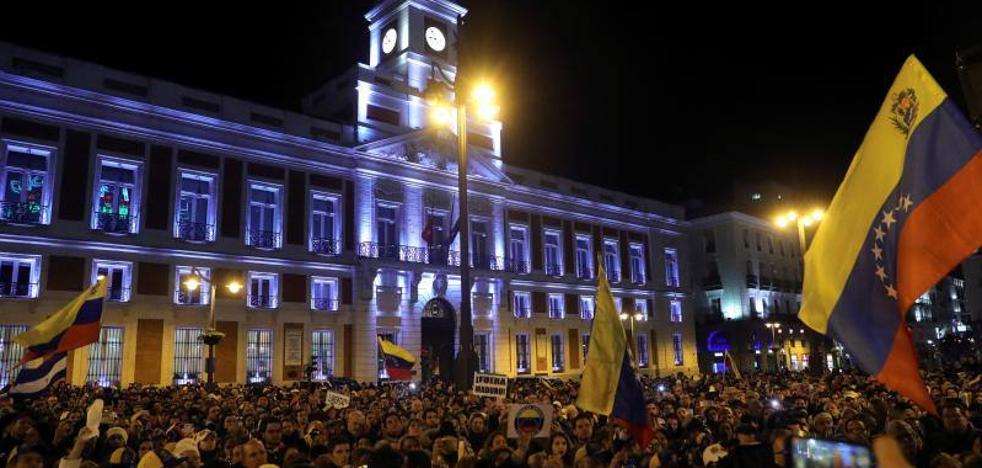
[
  {"x1": 544, "y1": 263, "x2": 563, "y2": 277},
  {"x1": 312, "y1": 297, "x2": 339, "y2": 311},
  {"x1": 176, "y1": 289, "x2": 206, "y2": 305},
  {"x1": 93, "y1": 212, "x2": 137, "y2": 234},
  {"x1": 311, "y1": 238, "x2": 342, "y2": 256},
  {"x1": 746, "y1": 274, "x2": 759, "y2": 288},
  {"x1": 504, "y1": 258, "x2": 531, "y2": 275},
  {"x1": 0, "y1": 201, "x2": 45, "y2": 225},
  {"x1": 249, "y1": 295, "x2": 274, "y2": 308},
  {"x1": 760, "y1": 276, "x2": 773, "y2": 290},
  {"x1": 703, "y1": 275, "x2": 723, "y2": 289},
  {"x1": 177, "y1": 221, "x2": 214, "y2": 242},
  {"x1": 0, "y1": 282, "x2": 35, "y2": 298},
  {"x1": 606, "y1": 269, "x2": 621, "y2": 283},
  {"x1": 425, "y1": 246, "x2": 461, "y2": 267},
  {"x1": 248, "y1": 230, "x2": 280, "y2": 249},
  {"x1": 358, "y1": 242, "x2": 427, "y2": 264},
  {"x1": 576, "y1": 265, "x2": 593, "y2": 280},
  {"x1": 630, "y1": 273, "x2": 646, "y2": 285},
  {"x1": 514, "y1": 305, "x2": 531, "y2": 318}
]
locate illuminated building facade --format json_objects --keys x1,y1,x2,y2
[{"x1": 0, "y1": 0, "x2": 697, "y2": 386}]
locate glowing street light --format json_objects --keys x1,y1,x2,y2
[
  {"x1": 775, "y1": 207, "x2": 824, "y2": 253},
  {"x1": 182, "y1": 268, "x2": 243, "y2": 389},
  {"x1": 424, "y1": 71, "x2": 501, "y2": 391}
]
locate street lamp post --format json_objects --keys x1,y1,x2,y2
[
  {"x1": 619, "y1": 309, "x2": 644, "y2": 357},
  {"x1": 425, "y1": 72, "x2": 498, "y2": 392},
  {"x1": 765, "y1": 322, "x2": 781, "y2": 371},
  {"x1": 183, "y1": 269, "x2": 242, "y2": 389}
]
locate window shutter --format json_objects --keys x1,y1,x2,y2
[
  {"x1": 565, "y1": 294, "x2": 579, "y2": 316},
  {"x1": 532, "y1": 291, "x2": 547, "y2": 314},
  {"x1": 282, "y1": 273, "x2": 306, "y2": 303},
  {"x1": 341, "y1": 278, "x2": 353, "y2": 305}
]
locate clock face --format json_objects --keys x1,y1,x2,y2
[
  {"x1": 425, "y1": 26, "x2": 446, "y2": 52},
  {"x1": 381, "y1": 28, "x2": 397, "y2": 54}
]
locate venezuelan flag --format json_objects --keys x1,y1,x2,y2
[
  {"x1": 577, "y1": 260, "x2": 653, "y2": 447},
  {"x1": 14, "y1": 278, "x2": 107, "y2": 364},
  {"x1": 800, "y1": 55, "x2": 982, "y2": 415},
  {"x1": 378, "y1": 337, "x2": 416, "y2": 381}
]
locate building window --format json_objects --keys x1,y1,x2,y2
[
  {"x1": 636, "y1": 300, "x2": 649, "y2": 320},
  {"x1": 551, "y1": 334, "x2": 565, "y2": 372},
  {"x1": 0, "y1": 254, "x2": 40, "y2": 298},
  {"x1": 475, "y1": 333, "x2": 492, "y2": 373},
  {"x1": 513, "y1": 291, "x2": 531, "y2": 318},
  {"x1": 664, "y1": 248, "x2": 680, "y2": 288},
  {"x1": 673, "y1": 333, "x2": 684, "y2": 366},
  {"x1": 424, "y1": 210, "x2": 448, "y2": 263},
  {"x1": 755, "y1": 232, "x2": 762, "y2": 251},
  {"x1": 516, "y1": 334, "x2": 530, "y2": 374},
  {"x1": 248, "y1": 272, "x2": 278, "y2": 309},
  {"x1": 175, "y1": 170, "x2": 216, "y2": 242},
  {"x1": 768, "y1": 236, "x2": 774, "y2": 254},
  {"x1": 704, "y1": 230, "x2": 716, "y2": 253},
  {"x1": 1, "y1": 142, "x2": 53, "y2": 225},
  {"x1": 247, "y1": 183, "x2": 282, "y2": 249},
  {"x1": 580, "y1": 295, "x2": 594, "y2": 320},
  {"x1": 582, "y1": 334, "x2": 591, "y2": 359},
  {"x1": 547, "y1": 293, "x2": 564, "y2": 319},
  {"x1": 742, "y1": 229, "x2": 749, "y2": 249},
  {"x1": 629, "y1": 243, "x2": 645, "y2": 284},
  {"x1": 0, "y1": 325, "x2": 28, "y2": 387},
  {"x1": 376, "y1": 204, "x2": 399, "y2": 258},
  {"x1": 246, "y1": 329, "x2": 273, "y2": 383},
  {"x1": 173, "y1": 328, "x2": 204, "y2": 385},
  {"x1": 175, "y1": 266, "x2": 209, "y2": 305},
  {"x1": 575, "y1": 234, "x2": 593, "y2": 279},
  {"x1": 87, "y1": 327, "x2": 124, "y2": 387},
  {"x1": 470, "y1": 219, "x2": 490, "y2": 269},
  {"x1": 311, "y1": 329, "x2": 335, "y2": 381},
  {"x1": 310, "y1": 192, "x2": 340, "y2": 255},
  {"x1": 311, "y1": 277, "x2": 339, "y2": 311},
  {"x1": 779, "y1": 239, "x2": 786, "y2": 256},
  {"x1": 670, "y1": 299, "x2": 682, "y2": 323},
  {"x1": 544, "y1": 230, "x2": 562, "y2": 276},
  {"x1": 508, "y1": 225, "x2": 530, "y2": 274},
  {"x1": 637, "y1": 334, "x2": 650, "y2": 368},
  {"x1": 92, "y1": 260, "x2": 132, "y2": 302},
  {"x1": 603, "y1": 239, "x2": 620, "y2": 282},
  {"x1": 92, "y1": 157, "x2": 141, "y2": 234}
]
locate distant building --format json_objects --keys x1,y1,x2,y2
[{"x1": 689, "y1": 211, "x2": 840, "y2": 374}]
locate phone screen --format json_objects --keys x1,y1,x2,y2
[{"x1": 791, "y1": 438, "x2": 873, "y2": 468}]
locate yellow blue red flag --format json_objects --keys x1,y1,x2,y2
[
  {"x1": 13, "y1": 278, "x2": 107, "y2": 364},
  {"x1": 378, "y1": 337, "x2": 416, "y2": 381},
  {"x1": 800, "y1": 56, "x2": 982, "y2": 414},
  {"x1": 577, "y1": 259, "x2": 653, "y2": 447}
]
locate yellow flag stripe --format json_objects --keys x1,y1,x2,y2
[
  {"x1": 800, "y1": 55, "x2": 947, "y2": 333},
  {"x1": 378, "y1": 337, "x2": 416, "y2": 364},
  {"x1": 575, "y1": 260, "x2": 627, "y2": 416},
  {"x1": 12, "y1": 279, "x2": 107, "y2": 347}
]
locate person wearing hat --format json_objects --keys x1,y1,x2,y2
[
  {"x1": 107, "y1": 447, "x2": 138, "y2": 468},
  {"x1": 173, "y1": 438, "x2": 201, "y2": 467}
]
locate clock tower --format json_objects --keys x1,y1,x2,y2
[{"x1": 366, "y1": 0, "x2": 466, "y2": 91}]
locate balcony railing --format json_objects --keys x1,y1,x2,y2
[
  {"x1": 94, "y1": 212, "x2": 137, "y2": 234},
  {"x1": 703, "y1": 275, "x2": 723, "y2": 289},
  {"x1": 760, "y1": 277, "x2": 773, "y2": 290},
  {"x1": 544, "y1": 263, "x2": 563, "y2": 277},
  {"x1": 606, "y1": 270, "x2": 621, "y2": 283},
  {"x1": 746, "y1": 275, "x2": 759, "y2": 288},
  {"x1": 514, "y1": 306, "x2": 531, "y2": 318},
  {"x1": 0, "y1": 282, "x2": 36, "y2": 298},
  {"x1": 176, "y1": 290, "x2": 206, "y2": 305},
  {"x1": 311, "y1": 238, "x2": 342, "y2": 256},
  {"x1": 0, "y1": 201, "x2": 45, "y2": 225},
  {"x1": 504, "y1": 258, "x2": 531, "y2": 275},
  {"x1": 358, "y1": 242, "x2": 427, "y2": 263},
  {"x1": 312, "y1": 297, "x2": 339, "y2": 311},
  {"x1": 630, "y1": 273, "x2": 646, "y2": 285},
  {"x1": 249, "y1": 295, "x2": 274, "y2": 308},
  {"x1": 177, "y1": 221, "x2": 214, "y2": 242},
  {"x1": 548, "y1": 308, "x2": 563, "y2": 319},
  {"x1": 105, "y1": 287, "x2": 130, "y2": 302},
  {"x1": 248, "y1": 230, "x2": 280, "y2": 249},
  {"x1": 425, "y1": 247, "x2": 461, "y2": 266},
  {"x1": 576, "y1": 265, "x2": 593, "y2": 280}
]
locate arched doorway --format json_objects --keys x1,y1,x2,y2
[{"x1": 421, "y1": 296, "x2": 456, "y2": 384}]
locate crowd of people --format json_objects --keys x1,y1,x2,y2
[{"x1": 2, "y1": 357, "x2": 982, "y2": 468}]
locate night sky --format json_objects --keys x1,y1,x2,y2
[{"x1": 2, "y1": 1, "x2": 980, "y2": 211}]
